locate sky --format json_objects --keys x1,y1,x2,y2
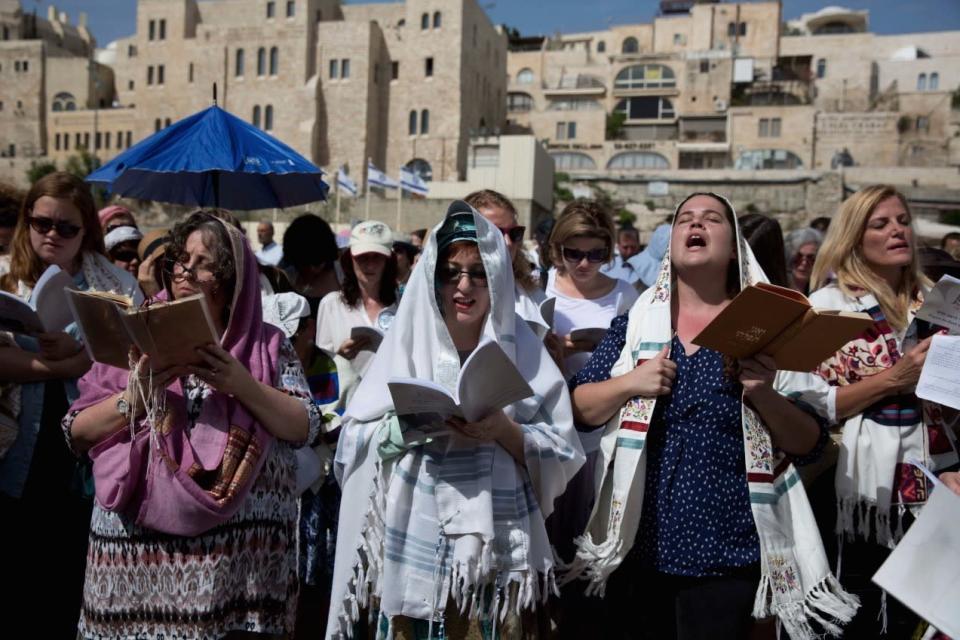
[{"x1": 22, "y1": 0, "x2": 960, "y2": 47}]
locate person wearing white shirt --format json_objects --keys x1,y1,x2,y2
[
  {"x1": 315, "y1": 220, "x2": 398, "y2": 412},
  {"x1": 600, "y1": 225, "x2": 642, "y2": 284},
  {"x1": 255, "y1": 221, "x2": 283, "y2": 266}
]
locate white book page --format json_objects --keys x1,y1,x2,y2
[
  {"x1": 457, "y1": 338, "x2": 534, "y2": 423},
  {"x1": 0, "y1": 290, "x2": 43, "y2": 335},
  {"x1": 388, "y1": 377, "x2": 460, "y2": 418},
  {"x1": 569, "y1": 327, "x2": 609, "y2": 349},
  {"x1": 29, "y1": 265, "x2": 75, "y2": 332},
  {"x1": 539, "y1": 297, "x2": 556, "y2": 330},
  {"x1": 916, "y1": 274, "x2": 960, "y2": 334},
  {"x1": 916, "y1": 335, "x2": 960, "y2": 410},
  {"x1": 351, "y1": 326, "x2": 385, "y2": 351},
  {"x1": 873, "y1": 486, "x2": 960, "y2": 638}
]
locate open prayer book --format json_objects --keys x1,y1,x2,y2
[
  {"x1": 387, "y1": 337, "x2": 534, "y2": 436},
  {"x1": 0, "y1": 265, "x2": 75, "y2": 335},
  {"x1": 350, "y1": 326, "x2": 385, "y2": 352},
  {"x1": 525, "y1": 296, "x2": 607, "y2": 347},
  {"x1": 692, "y1": 282, "x2": 874, "y2": 372},
  {"x1": 66, "y1": 290, "x2": 218, "y2": 370}
]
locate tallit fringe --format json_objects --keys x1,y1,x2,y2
[
  {"x1": 754, "y1": 573, "x2": 860, "y2": 640},
  {"x1": 558, "y1": 532, "x2": 623, "y2": 596},
  {"x1": 836, "y1": 497, "x2": 912, "y2": 549}
]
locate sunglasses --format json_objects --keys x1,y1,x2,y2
[
  {"x1": 498, "y1": 225, "x2": 526, "y2": 244},
  {"x1": 27, "y1": 215, "x2": 83, "y2": 239},
  {"x1": 110, "y1": 249, "x2": 139, "y2": 263},
  {"x1": 793, "y1": 252, "x2": 817, "y2": 265},
  {"x1": 437, "y1": 263, "x2": 488, "y2": 287},
  {"x1": 561, "y1": 246, "x2": 609, "y2": 264}
]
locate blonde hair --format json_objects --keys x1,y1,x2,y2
[
  {"x1": 547, "y1": 200, "x2": 615, "y2": 273},
  {"x1": 811, "y1": 184, "x2": 929, "y2": 330},
  {"x1": 464, "y1": 189, "x2": 536, "y2": 292}
]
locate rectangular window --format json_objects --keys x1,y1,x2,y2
[
  {"x1": 128, "y1": 44, "x2": 137, "y2": 57},
  {"x1": 341, "y1": 58, "x2": 350, "y2": 78},
  {"x1": 739, "y1": 22, "x2": 747, "y2": 36},
  {"x1": 126, "y1": 131, "x2": 133, "y2": 148},
  {"x1": 727, "y1": 22, "x2": 736, "y2": 37},
  {"x1": 95, "y1": 132, "x2": 102, "y2": 150},
  {"x1": 770, "y1": 117, "x2": 781, "y2": 137},
  {"x1": 699, "y1": 59, "x2": 709, "y2": 73},
  {"x1": 117, "y1": 131, "x2": 123, "y2": 148},
  {"x1": 84, "y1": 132, "x2": 90, "y2": 148},
  {"x1": 425, "y1": 57, "x2": 433, "y2": 77},
  {"x1": 286, "y1": 1, "x2": 295, "y2": 17},
  {"x1": 149, "y1": 19, "x2": 155, "y2": 41},
  {"x1": 329, "y1": 59, "x2": 339, "y2": 79},
  {"x1": 55, "y1": 133, "x2": 60, "y2": 150},
  {"x1": 189, "y1": 62, "x2": 194, "y2": 83},
  {"x1": 267, "y1": 1, "x2": 275, "y2": 18},
  {"x1": 159, "y1": 19, "x2": 166, "y2": 40},
  {"x1": 391, "y1": 61, "x2": 399, "y2": 80},
  {"x1": 568, "y1": 122, "x2": 577, "y2": 139},
  {"x1": 75, "y1": 133, "x2": 81, "y2": 148},
  {"x1": 556, "y1": 122, "x2": 566, "y2": 140},
  {"x1": 758, "y1": 118, "x2": 769, "y2": 137},
  {"x1": 22, "y1": 60, "x2": 27, "y2": 72},
  {"x1": 105, "y1": 132, "x2": 111, "y2": 149},
  {"x1": 673, "y1": 33, "x2": 684, "y2": 45},
  {"x1": 128, "y1": 80, "x2": 135, "y2": 90},
  {"x1": 157, "y1": 64, "x2": 165, "y2": 85},
  {"x1": 147, "y1": 65, "x2": 154, "y2": 85},
  {"x1": 63, "y1": 133, "x2": 69, "y2": 150}
]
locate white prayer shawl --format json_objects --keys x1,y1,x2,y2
[
  {"x1": 514, "y1": 282, "x2": 547, "y2": 334},
  {"x1": 14, "y1": 251, "x2": 142, "y2": 304},
  {"x1": 779, "y1": 285, "x2": 959, "y2": 547},
  {"x1": 326, "y1": 204, "x2": 584, "y2": 639},
  {"x1": 563, "y1": 195, "x2": 859, "y2": 639}
]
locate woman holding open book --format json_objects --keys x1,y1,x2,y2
[
  {"x1": 62, "y1": 211, "x2": 323, "y2": 639},
  {"x1": 563, "y1": 193, "x2": 857, "y2": 640},
  {"x1": 783, "y1": 185, "x2": 960, "y2": 637},
  {"x1": 326, "y1": 201, "x2": 584, "y2": 639},
  {"x1": 0, "y1": 172, "x2": 141, "y2": 637}
]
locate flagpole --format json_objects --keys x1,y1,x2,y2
[
  {"x1": 365, "y1": 157, "x2": 371, "y2": 220},
  {"x1": 396, "y1": 166, "x2": 403, "y2": 232},
  {"x1": 334, "y1": 169, "x2": 341, "y2": 227}
]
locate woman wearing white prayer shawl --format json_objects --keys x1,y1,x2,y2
[
  {"x1": 327, "y1": 201, "x2": 584, "y2": 639},
  {"x1": 563, "y1": 193, "x2": 858, "y2": 639}
]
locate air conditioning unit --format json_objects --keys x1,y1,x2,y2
[{"x1": 713, "y1": 98, "x2": 728, "y2": 112}]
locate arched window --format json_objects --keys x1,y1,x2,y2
[
  {"x1": 52, "y1": 92, "x2": 76, "y2": 112},
  {"x1": 621, "y1": 37, "x2": 638, "y2": 54},
  {"x1": 257, "y1": 47, "x2": 266, "y2": 75},
  {"x1": 164, "y1": 118, "x2": 171, "y2": 127},
  {"x1": 607, "y1": 152, "x2": 669, "y2": 170},
  {"x1": 252, "y1": 105, "x2": 261, "y2": 127},
  {"x1": 550, "y1": 152, "x2": 597, "y2": 171},
  {"x1": 507, "y1": 92, "x2": 534, "y2": 112},
  {"x1": 265, "y1": 105, "x2": 274, "y2": 130},
  {"x1": 816, "y1": 58, "x2": 826, "y2": 79},
  {"x1": 614, "y1": 96, "x2": 675, "y2": 120},
  {"x1": 408, "y1": 110, "x2": 418, "y2": 135},
  {"x1": 405, "y1": 158, "x2": 433, "y2": 181},
  {"x1": 235, "y1": 49, "x2": 245, "y2": 76},
  {"x1": 597, "y1": 40, "x2": 606, "y2": 53},
  {"x1": 734, "y1": 149, "x2": 804, "y2": 170},
  {"x1": 917, "y1": 73, "x2": 927, "y2": 91},
  {"x1": 433, "y1": 11, "x2": 441, "y2": 28},
  {"x1": 516, "y1": 68, "x2": 534, "y2": 84},
  {"x1": 269, "y1": 47, "x2": 279, "y2": 75},
  {"x1": 421, "y1": 13, "x2": 429, "y2": 29},
  {"x1": 420, "y1": 109, "x2": 429, "y2": 134},
  {"x1": 930, "y1": 72, "x2": 939, "y2": 90},
  {"x1": 614, "y1": 64, "x2": 675, "y2": 89}
]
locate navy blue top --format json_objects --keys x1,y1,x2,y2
[{"x1": 570, "y1": 314, "x2": 828, "y2": 577}]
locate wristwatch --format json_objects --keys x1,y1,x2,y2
[{"x1": 116, "y1": 393, "x2": 132, "y2": 419}]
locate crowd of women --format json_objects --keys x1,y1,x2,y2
[{"x1": 0, "y1": 171, "x2": 958, "y2": 640}]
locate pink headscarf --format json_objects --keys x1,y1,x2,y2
[
  {"x1": 71, "y1": 215, "x2": 283, "y2": 536},
  {"x1": 98, "y1": 205, "x2": 133, "y2": 228}
]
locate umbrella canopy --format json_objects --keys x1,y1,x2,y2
[{"x1": 86, "y1": 105, "x2": 328, "y2": 210}]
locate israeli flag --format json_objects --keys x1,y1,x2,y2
[
  {"x1": 400, "y1": 167, "x2": 429, "y2": 196},
  {"x1": 337, "y1": 167, "x2": 357, "y2": 196},
  {"x1": 367, "y1": 161, "x2": 398, "y2": 189}
]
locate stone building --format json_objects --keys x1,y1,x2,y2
[{"x1": 505, "y1": 1, "x2": 960, "y2": 175}]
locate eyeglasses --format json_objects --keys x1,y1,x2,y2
[
  {"x1": 164, "y1": 260, "x2": 216, "y2": 283},
  {"x1": 794, "y1": 252, "x2": 817, "y2": 265},
  {"x1": 437, "y1": 263, "x2": 488, "y2": 287},
  {"x1": 561, "y1": 246, "x2": 609, "y2": 264},
  {"x1": 110, "y1": 249, "x2": 139, "y2": 263},
  {"x1": 498, "y1": 225, "x2": 526, "y2": 244},
  {"x1": 26, "y1": 215, "x2": 83, "y2": 239}
]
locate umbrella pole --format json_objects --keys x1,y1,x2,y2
[
  {"x1": 335, "y1": 169, "x2": 342, "y2": 227},
  {"x1": 213, "y1": 170, "x2": 220, "y2": 208},
  {"x1": 364, "y1": 183, "x2": 371, "y2": 221}
]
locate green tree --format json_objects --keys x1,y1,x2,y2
[
  {"x1": 26, "y1": 160, "x2": 57, "y2": 184},
  {"x1": 64, "y1": 151, "x2": 107, "y2": 206},
  {"x1": 606, "y1": 112, "x2": 626, "y2": 141},
  {"x1": 616, "y1": 208, "x2": 637, "y2": 227},
  {"x1": 554, "y1": 171, "x2": 573, "y2": 203}
]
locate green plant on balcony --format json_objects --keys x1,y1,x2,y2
[
  {"x1": 897, "y1": 115, "x2": 912, "y2": 134},
  {"x1": 606, "y1": 112, "x2": 626, "y2": 141},
  {"x1": 554, "y1": 171, "x2": 573, "y2": 203}
]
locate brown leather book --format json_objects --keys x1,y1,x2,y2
[
  {"x1": 66, "y1": 290, "x2": 218, "y2": 370},
  {"x1": 692, "y1": 282, "x2": 874, "y2": 372}
]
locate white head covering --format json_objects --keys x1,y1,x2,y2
[
  {"x1": 327, "y1": 201, "x2": 584, "y2": 637},
  {"x1": 261, "y1": 291, "x2": 310, "y2": 338},
  {"x1": 104, "y1": 225, "x2": 143, "y2": 252}
]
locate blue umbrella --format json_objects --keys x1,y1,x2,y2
[{"x1": 86, "y1": 105, "x2": 328, "y2": 209}]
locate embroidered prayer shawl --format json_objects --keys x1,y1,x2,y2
[
  {"x1": 71, "y1": 219, "x2": 283, "y2": 536},
  {"x1": 564, "y1": 195, "x2": 859, "y2": 639},
  {"x1": 781, "y1": 285, "x2": 959, "y2": 547},
  {"x1": 326, "y1": 203, "x2": 584, "y2": 639}
]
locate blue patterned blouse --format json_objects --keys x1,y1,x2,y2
[{"x1": 571, "y1": 314, "x2": 828, "y2": 577}]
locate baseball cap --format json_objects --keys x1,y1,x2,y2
[{"x1": 350, "y1": 220, "x2": 393, "y2": 257}]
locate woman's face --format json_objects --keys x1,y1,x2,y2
[
  {"x1": 860, "y1": 196, "x2": 913, "y2": 275},
  {"x1": 352, "y1": 251, "x2": 387, "y2": 293},
  {"x1": 170, "y1": 229, "x2": 228, "y2": 315},
  {"x1": 671, "y1": 195, "x2": 735, "y2": 274},
  {"x1": 110, "y1": 240, "x2": 141, "y2": 275},
  {"x1": 439, "y1": 244, "x2": 491, "y2": 331},
  {"x1": 559, "y1": 235, "x2": 608, "y2": 285},
  {"x1": 791, "y1": 242, "x2": 818, "y2": 283},
  {"x1": 28, "y1": 195, "x2": 85, "y2": 270}
]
